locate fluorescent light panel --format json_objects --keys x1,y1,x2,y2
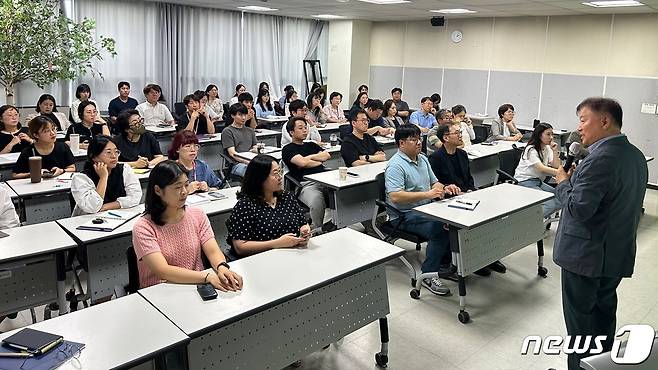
[
  {"x1": 237, "y1": 5, "x2": 278, "y2": 11},
  {"x1": 582, "y1": 0, "x2": 644, "y2": 7},
  {"x1": 430, "y1": 9, "x2": 477, "y2": 14},
  {"x1": 312, "y1": 14, "x2": 345, "y2": 19},
  {"x1": 357, "y1": 0, "x2": 411, "y2": 5}
]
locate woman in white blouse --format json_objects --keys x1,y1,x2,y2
[
  {"x1": 71, "y1": 135, "x2": 142, "y2": 216},
  {"x1": 70, "y1": 84, "x2": 97, "y2": 124},
  {"x1": 229, "y1": 84, "x2": 246, "y2": 105},
  {"x1": 451, "y1": 105, "x2": 476, "y2": 147},
  {"x1": 322, "y1": 92, "x2": 347, "y2": 123},
  {"x1": 205, "y1": 84, "x2": 224, "y2": 119}
]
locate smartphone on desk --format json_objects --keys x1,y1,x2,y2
[{"x1": 197, "y1": 283, "x2": 218, "y2": 301}]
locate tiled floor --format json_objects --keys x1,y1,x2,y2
[{"x1": 2, "y1": 190, "x2": 657, "y2": 370}]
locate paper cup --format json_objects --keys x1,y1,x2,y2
[
  {"x1": 69, "y1": 134, "x2": 80, "y2": 153},
  {"x1": 338, "y1": 167, "x2": 348, "y2": 181}
]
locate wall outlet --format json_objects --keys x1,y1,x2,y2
[{"x1": 641, "y1": 103, "x2": 657, "y2": 115}]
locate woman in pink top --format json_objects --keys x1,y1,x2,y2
[{"x1": 132, "y1": 160, "x2": 243, "y2": 290}]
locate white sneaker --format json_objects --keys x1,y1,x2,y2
[{"x1": 421, "y1": 277, "x2": 451, "y2": 296}]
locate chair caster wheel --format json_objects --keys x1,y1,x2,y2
[
  {"x1": 545, "y1": 223, "x2": 551, "y2": 230},
  {"x1": 458, "y1": 310, "x2": 470, "y2": 324},
  {"x1": 538, "y1": 266, "x2": 548, "y2": 277},
  {"x1": 375, "y1": 352, "x2": 388, "y2": 368},
  {"x1": 410, "y1": 289, "x2": 420, "y2": 299},
  {"x1": 410, "y1": 278, "x2": 417, "y2": 288}
]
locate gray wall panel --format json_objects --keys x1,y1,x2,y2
[
  {"x1": 487, "y1": 71, "x2": 541, "y2": 126},
  {"x1": 402, "y1": 67, "x2": 443, "y2": 109},
  {"x1": 540, "y1": 74, "x2": 604, "y2": 131},
  {"x1": 368, "y1": 66, "x2": 403, "y2": 102},
  {"x1": 442, "y1": 69, "x2": 488, "y2": 115},
  {"x1": 606, "y1": 77, "x2": 658, "y2": 183}
]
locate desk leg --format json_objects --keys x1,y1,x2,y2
[
  {"x1": 450, "y1": 226, "x2": 470, "y2": 324},
  {"x1": 55, "y1": 251, "x2": 68, "y2": 315},
  {"x1": 536, "y1": 240, "x2": 548, "y2": 277},
  {"x1": 375, "y1": 317, "x2": 389, "y2": 368}
]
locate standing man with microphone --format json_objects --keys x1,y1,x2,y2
[{"x1": 554, "y1": 97, "x2": 648, "y2": 370}]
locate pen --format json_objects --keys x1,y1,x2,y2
[
  {"x1": 107, "y1": 211, "x2": 122, "y2": 218},
  {"x1": 455, "y1": 200, "x2": 471, "y2": 205},
  {"x1": 0, "y1": 352, "x2": 34, "y2": 358},
  {"x1": 347, "y1": 172, "x2": 359, "y2": 177}
]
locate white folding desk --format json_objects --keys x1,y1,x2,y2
[
  {"x1": 193, "y1": 187, "x2": 240, "y2": 247},
  {"x1": 581, "y1": 332, "x2": 658, "y2": 370},
  {"x1": 139, "y1": 228, "x2": 405, "y2": 369},
  {"x1": 0, "y1": 222, "x2": 77, "y2": 318},
  {"x1": 6, "y1": 176, "x2": 73, "y2": 225},
  {"x1": 0, "y1": 294, "x2": 189, "y2": 370},
  {"x1": 256, "y1": 115, "x2": 288, "y2": 129},
  {"x1": 413, "y1": 183, "x2": 553, "y2": 323},
  {"x1": 235, "y1": 146, "x2": 282, "y2": 162},
  {"x1": 146, "y1": 124, "x2": 176, "y2": 154},
  {"x1": 317, "y1": 122, "x2": 344, "y2": 141},
  {"x1": 465, "y1": 141, "x2": 527, "y2": 188},
  {"x1": 304, "y1": 161, "x2": 388, "y2": 228},
  {"x1": 0, "y1": 150, "x2": 87, "y2": 181}
]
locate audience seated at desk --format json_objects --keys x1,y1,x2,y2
[
  {"x1": 0, "y1": 105, "x2": 33, "y2": 154},
  {"x1": 306, "y1": 82, "x2": 322, "y2": 102},
  {"x1": 136, "y1": 84, "x2": 175, "y2": 127},
  {"x1": 280, "y1": 100, "x2": 322, "y2": 146},
  {"x1": 427, "y1": 109, "x2": 454, "y2": 150},
  {"x1": 409, "y1": 96, "x2": 437, "y2": 134},
  {"x1": 229, "y1": 84, "x2": 246, "y2": 105},
  {"x1": 306, "y1": 91, "x2": 328, "y2": 126},
  {"x1": 340, "y1": 109, "x2": 387, "y2": 167},
  {"x1": 385, "y1": 124, "x2": 460, "y2": 296},
  {"x1": 71, "y1": 135, "x2": 142, "y2": 216},
  {"x1": 489, "y1": 103, "x2": 522, "y2": 142},
  {"x1": 451, "y1": 105, "x2": 476, "y2": 147},
  {"x1": 169, "y1": 130, "x2": 224, "y2": 193},
  {"x1": 133, "y1": 160, "x2": 242, "y2": 290},
  {"x1": 429, "y1": 124, "x2": 507, "y2": 276},
  {"x1": 282, "y1": 117, "x2": 333, "y2": 231},
  {"x1": 390, "y1": 87, "x2": 410, "y2": 121},
  {"x1": 255, "y1": 89, "x2": 276, "y2": 119},
  {"x1": 366, "y1": 100, "x2": 396, "y2": 135},
  {"x1": 279, "y1": 84, "x2": 294, "y2": 107},
  {"x1": 65, "y1": 101, "x2": 111, "y2": 150},
  {"x1": 13, "y1": 116, "x2": 75, "y2": 179},
  {"x1": 283, "y1": 89, "x2": 299, "y2": 117},
  {"x1": 177, "y1": 93, "x2": 215, "y2": 135},
  {"x1": 114, "y1": 110, "x2": 165, "y2": 169},
  {"x1": 222, "y1": 103, "x2": 258, "y2": 177},
  {"x1": 194, "y1": 90, "x2": 222, "y2": 124},
  {"x1": 225, "y1": 155, "x2": 310, "y2": 259},
  {"x1": 430, "y1": 93, "x2": 442, "y2": 116},
  {"x1": 234, "y1": 92, "x2": 258, "y2": 129},
  {"x1": 382, "y1": 99, "x2": 404, "y2": 129},
  {"x1": 25, "y1": 94, "x2": 70, "y2": 132},
  {"x1": 514, "y1": 122, "x2": 562, "y2": 219},
  {"x1": 349, "y1": 92, "x2": 369, "y2": 120},
  {"x1": 356, "y1": 84, "x2": 373, "y2": 106},
  {"x1": 323, "y1": 92, "x2": 347, "y2": 124},
  {"x1": 108, "y1": 81, "x2": 139, "y2": 126},
  {"x1": 70, "y1": 83, "x2": 97, "y2": 124},
  {"x1": 205, "y1": 84, "x2": 224, "y2": 121},
  {"x1": 0, "y1": 186, "x2": 21, "y2": 326}
]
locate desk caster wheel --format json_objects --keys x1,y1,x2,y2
[
  {"x1": 375, "y1": 352, "x2": 388, "y2": 368},
  {"x1": 410, "y1": 289, "x2": 420, "y2": 299},
  {"x1": 458, "y1": 310, "x2": 470, "y2": 324},
  {"x1": 410, "y1": 278, "x2": 417, "y2": 288},
  {"x1": 538, "y1": 266, "x2": 548, "y2": 277}
]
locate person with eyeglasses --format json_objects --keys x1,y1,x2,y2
[
  {"x1": 340, "y1": 109, "x2": 387, "y2": 167},
  {"x1": 385, "y1": 124, "x2": 461, "y2": 296},
  {"x1": 489, "y1": 103, "x2": 522, "y2": 142},
  {"x1": 409, "y1": 96, "x2": 437, "y2": 134},
  {"x1": 12, "y1": 116, "x2": 76, "y2": 179},
  {"x1": 114, "y1": 109, "x2": 164, "y2": 169},
  {"x1": 71, "y1": 135, "x2": 142, "y2": 216},
  {"x1": 225, "y1": 154, "x2": 310, "y2": 259},
  {"x1": 169, "y1": 130, "x2": 224, "y2": 193},
  {"x1": 65, "y1": 100, "x2": 110, "y2": 151},
  {"x1": 280, "y1": 100, "x2": 321, "y2": 146}
]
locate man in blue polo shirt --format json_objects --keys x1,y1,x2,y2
[
  {"x1": 409, "y1": 96, "x2": 437, "y2": 134},
  {"x1": 385, "y1": 124, "x2": 461, "y2": 296}
]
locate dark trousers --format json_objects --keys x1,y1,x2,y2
[{"x1": 561, "y1": 269, "x2": 622, "y2": 370}]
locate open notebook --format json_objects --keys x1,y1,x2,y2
[
  {"x1": 76, "y1": 209, "x2": 141, "y2": 232},
  {"x1": 185, "y1": 191, "x2": 228, "y2": 206}
]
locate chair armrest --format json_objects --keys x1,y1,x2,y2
[
  {"x1": 375, "y1": 199, "x2": 406, "y2": 218},
  {"x1": 495, "y1": 169, "x2": 518, "y2": 184}
]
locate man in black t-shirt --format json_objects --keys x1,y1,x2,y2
[
  {"x1": 282, "y1": 117, "x2": 332, "y2": 230},
  {"x1": 177, "y1": 94, "x2": 215, "y2": 135},
  {"x1": 340, "y1": 109, "x2": 387, "y2": 167},
  {"x1": 108, "y1": 81, "x2": 138, "y2": 124}
]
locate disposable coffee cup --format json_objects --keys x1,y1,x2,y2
[
  {"x1": 338, "y1": 167, "x2": 348, "y2": 181},
  {"x1": 330, "y1": 133, "x2": 338, "y2": 147},
  {"x1": 29, "y1": 156, "x2": 42, "y2": 183},
  {"x1": 257, "y1": 142, "x2": 265, "y2": 154},
  {"x1": 69, "y1": 134, "x2": 80, "y2": 153}
]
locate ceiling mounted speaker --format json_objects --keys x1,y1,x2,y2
[{"x1": 430, "y1": 16, "x2": 444, "y2": 27}]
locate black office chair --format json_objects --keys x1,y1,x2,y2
[
  {"x1": 173, "y1": 102, "x2": 186, "y2": 121},
  {"x1": 371, "y1": 173, "x2": 440, "y2": 298},
  {"x1": 472, "y1": 125, "x2": 488, "y2": 144},
  {"x1": 493, "y1": 144, "x2": 524, "y2": 185},
  {"x1": 284, "y1": 173, "x2": 312, "y2": 222},
  {"x1": 219, "y1": 151, "x2": 243, "y2": 185}
]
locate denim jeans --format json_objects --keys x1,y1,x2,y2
[
  {"x1": 231, "y1": 163, "x2": 247, "y2": 177},
  {"x1": 393, "y1": 212, "x2": 451, "y2": 273},
  {"x1": 518, "y1": 178, "x2": 562, "y2": 218}
]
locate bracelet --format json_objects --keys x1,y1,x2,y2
[
  {"x1": 217, "y1": 262, "x2": 230, "y2": 271},
  {"x1": 203, "y1": 272, "x2": 210, "y2": 283}
]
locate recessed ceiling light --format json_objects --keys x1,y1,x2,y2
[
  {"x1": 430, "y1": 9, "x2": 477, "y2": 14},
  {"x1": 582, "y1": 0, "x2": 643, "y2": 7},
  {"x1": 357, "y1": 0, "x2": 411, "y2": 4},
  {"x1": 312, "y1": 14, "x2": 346, "y2": 19},
  {"x1": 237, "y1": 5, "x2": 278, "y2": 11}
]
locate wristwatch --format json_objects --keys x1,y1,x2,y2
[
  {"x1": 365, "y1": 154, "x2": 370, "y2": 162},
  {"x1": 217, "y1": 261, "x2": 230, "y2": 270}
]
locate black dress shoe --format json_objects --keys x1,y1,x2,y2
[
  {"x1": 488, "y1": 260, "x2": 507, "y2": 273},
  {"x1": 474, "y1": 267, "x2": 491, "y2": 276}
]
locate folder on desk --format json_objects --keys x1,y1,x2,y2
[
  {"x1": 1, "y1": 328, "x2": 62, "y2": 355},
  {"x1": 76, "y1": 210, "x2": 140, "y2": 232},
  {"x1": 0, "y1": 339, "x2": 85, "y2": 370},
  {"x1": 185, "y1": 191, "x2": 228, "y2": 206},
  {"x1": 448, "y1": 198, "x2": 480, "y2": 211}
]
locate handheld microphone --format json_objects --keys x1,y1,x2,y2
[{"x1": 563, "y1": 142, "x2": 581, "y2": 171}]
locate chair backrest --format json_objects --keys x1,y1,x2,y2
[
  {"x1": 125, "y1": 247, "x2": 140, "y2": 294},
  {"x1": 375, "y1": 172, "x2": 387, "y2": 202},
  {"x1": 497, "y1": 145, "x2": 524, "y2": 178},
  {"x1": 174, "y1": 102, "x2": 186, "y2": 117},
  {"x1": 473, "y1": 125, "x2": 488, "y2": 144}
]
